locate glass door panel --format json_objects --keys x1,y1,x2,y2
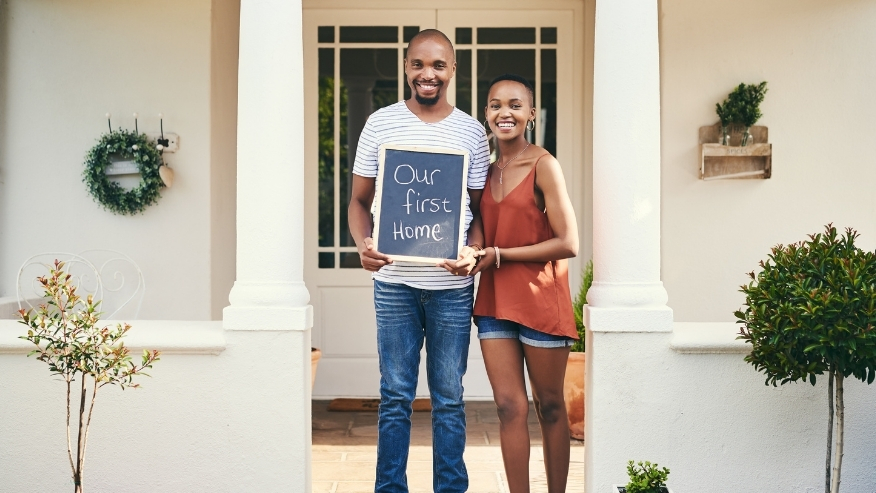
[
  {"x1": 439, "y1": 10, "x2": 572, "y2": 174},
  {"x1": 304, "y1": 9, "x2": 438, "y2": 391},
  {"x1": 305, "y1": 11, "x2": 435, "y2": 281}
]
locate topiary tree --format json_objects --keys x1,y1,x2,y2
[{"x1": 736, "y1": 224, "x2": 876, "y2": 493}]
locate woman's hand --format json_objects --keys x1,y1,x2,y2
[
  {"x1": 438, "y1": 246, "x2": 480, "y2": 276},
  {"x1": 470, "y1": 247, "x2": 494, "y2": 276}
]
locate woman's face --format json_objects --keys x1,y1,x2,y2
[{"x1": 485, "y1": 80, "x2": 536, "y2": 142}]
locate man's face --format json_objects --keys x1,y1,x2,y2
[{"x1": 404, "y1": 37, "x2": 456, "y2": 106}]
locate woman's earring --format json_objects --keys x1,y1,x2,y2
[
  {"x1": 483, "y1": 119, "x2": 491, "y2": 132},
  {"x1": 526, "y1": 119, "x2": 535, "y2": 131}
]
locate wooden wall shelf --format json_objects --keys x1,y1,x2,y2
[{"x1": 699, "y1": 123, "x2": 771, "y2": 180}]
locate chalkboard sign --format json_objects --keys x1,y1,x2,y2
[{"x1": 373, "y1": 144, "x2": 469, "y2": 263}]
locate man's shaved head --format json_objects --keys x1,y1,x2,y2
[{"x1": 406, "y1": 29, "x2": 455, "y2": 62}]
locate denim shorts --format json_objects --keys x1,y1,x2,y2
[{"x1": 474, "y1": 315, "x2": 575, "y2": 348}]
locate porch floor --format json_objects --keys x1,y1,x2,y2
[{"x1": 312, "y1": 400, "x2": 585, "y2": 492}]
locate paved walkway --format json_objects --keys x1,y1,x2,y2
[{"x1": 312, "y1": 400, "x2": 585, "y2": 492}]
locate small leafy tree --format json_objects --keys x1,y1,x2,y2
[
  {"x1": 625, "y1": 460, "x2": 670, "y2": 493},
  {"x1": 18, "y1": 260, "x2": 160, "y2": 493},
  {"x1": 571, "y1": 259, "x2": 593, "y2": 352},
  {"x1": 736, "y1": 225, "x2": 876, "y2": 493}
]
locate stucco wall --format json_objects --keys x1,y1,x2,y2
[
  {"x1": 659, "y1": 0, "x2": 876, "y2": 322},
  {"x1": 587, "y1": 325, "x2": 876, "y2": 492},
  {"x1": 210, "y1": 0, "x2": 240, "y2": 320},
  {"x1": 0, "y1": 0, "x2": 238, "y2": 320},
  {"x1": 0, "y1": 320, "x2": 312, "y2": 492}
]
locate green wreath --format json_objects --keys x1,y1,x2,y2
[{"x1": 82, "y1": 129, "x2": 165, "y2": 215}]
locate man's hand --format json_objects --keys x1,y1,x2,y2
[
  {"x1": 437, "y1": 246, "x2": 482, "y2": 277},
  {"x1": 359, "y1": 237, "x2": 393, "y2": 272}
]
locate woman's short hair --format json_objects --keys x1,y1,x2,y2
[{"x1": 487, "y1": 74, "x2": 535, "y2": 105}]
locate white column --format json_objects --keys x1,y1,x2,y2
[
  {"x1": 224, "y1": 0, "x2": 312, "y2": 332},
  {"x1": 224, "y1": 1, "x2": 313, "y2": 491},
  {"x1": 588, "y1": 0, "x2": 670, "y2": 317},
  {"x1": 586, "y1": 0, "x2": 673, "y2": 490}
]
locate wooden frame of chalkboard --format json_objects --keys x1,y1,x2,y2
[{"x1": 373, "y1": 144, "x2": 469, "y2": 263}]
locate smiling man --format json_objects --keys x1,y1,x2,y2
[{"x1": 347, "y1": 29, "x2": 490, "y2": 493}]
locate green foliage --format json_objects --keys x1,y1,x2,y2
[
  {"x1": 19, "y1": 260, "x2": 160, "y2": 389},
  {"x1": 318, "y1": 76, "x2": 348, "y2": 247},
  {"x1": 18, "y1": 260, "x2": 160, "y2": 492},
  {"x1": 714, "y1": 81, "x2": 768, "y2": 127},
  {"x1": 317, "y1": 75, "x2": 399, "y2": 249},
  {"x1": 625, "y1": 460, "x2": 670, "y2": 493},
  {"x1": 570, "y1": 259, "x2": 593, "y2": 353},
  {"x1": 715, "y1": 98, "x2": 738, "y2": 127},
  {"x1": 735, "y1": 81, "x2": 768, "y2": 127},
  {"x1": 82, "y1": 129, "x2": 165, "y2": 215},
  {"x1": 736, "y1": 225, "x2": 876, "y2": 386}
]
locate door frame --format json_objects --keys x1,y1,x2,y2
[{"x1": 302, "y1": 0, "x2": 591, "y2": 398}]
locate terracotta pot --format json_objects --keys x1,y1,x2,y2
[
  {"x1": 311, "y1": 347, "x2": 322, "y2": 390},
  {"x1": 564, "y1": 352, "x2": 585, "y2": 440}
]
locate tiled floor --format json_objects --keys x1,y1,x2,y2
[{"x1": 312, "y1": 400, "x2": 585, "y2": 492}]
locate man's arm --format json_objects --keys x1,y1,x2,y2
[
  {"x1": 437, "y1": 188, "x2": 483, "y2": 276},
  {"x1": 348, "y1": 174, "x2": 392, "y2": 272}
]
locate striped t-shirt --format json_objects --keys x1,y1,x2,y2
[{"x1": 353, "y1": 101, "x2": 490, "y2": 290}]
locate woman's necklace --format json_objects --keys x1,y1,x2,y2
[{"x1": 495, "y1": 142, "x2": 530, "y2": 185}]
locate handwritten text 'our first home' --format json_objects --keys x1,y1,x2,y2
[{"x1": 393, "y1": 164, "x2": 451, "y2": 242}]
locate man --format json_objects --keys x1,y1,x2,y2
[{"x1": 347, "y1": 29, "x2": 490, "y2": 493}]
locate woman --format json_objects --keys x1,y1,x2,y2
[{"x1": 470, "y1": 74, "x2": 579, "y2": 493}]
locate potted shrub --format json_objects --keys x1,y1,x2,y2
[
  {"x1": 714, "y1": 81, "x2": 768, "y2": 146},
  {"x1": 17, "y1": 260, "x2": 160, "y2": 493},
  {"x1": 736, "y1": 225, "x2": 876, "y2": 493},
  {"x1": 565, "y1": 259, "x2": 592, "y2": 440},
  {"x1": 614, "y1": 460, "x2": 672, "y2": 493}
]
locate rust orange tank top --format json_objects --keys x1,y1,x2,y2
[{"x1": 473, "y1": 156, "x2": 578, "y2": 340}]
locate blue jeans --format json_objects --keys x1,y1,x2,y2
[{"x1": 373, "y1": 280, "x2": 473, "y2": 493}]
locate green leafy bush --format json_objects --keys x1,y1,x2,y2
[
  {"x1": 625, "y1": 460, "x2": 670, "y2": 493},
  {"x1": 736, "y1": 224, "x2": 876, "y2": 493},
  {"x1": 571, "y1": 259, "x2": 593, "y2": 353}
]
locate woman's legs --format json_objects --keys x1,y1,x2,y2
[
  {"x1": 480, "y1": 338, "x2": 531, "y2": 493},
  {"x1": 523, "y1": 345, "x2": 571, "y2": 493}
]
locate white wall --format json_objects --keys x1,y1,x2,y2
[
  {"x1": 0, "y1": 320, "x2": 311, "y2": 492},
  {"x1": 588, "y1": 325, "x2": 876, "y2": 492},
  {"x1": 0, "y1": 0, "x2": 238, "y2": 320},
  {"x1": 210, "y1": 0, "x2": 240, "y2": 320},
  {"x1": 660, "y1": 0, "x2": 876, "y2": 322}
]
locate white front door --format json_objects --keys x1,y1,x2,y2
[{"x1": 303, "y1": 6, "x2": 581, "y2": 398}]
